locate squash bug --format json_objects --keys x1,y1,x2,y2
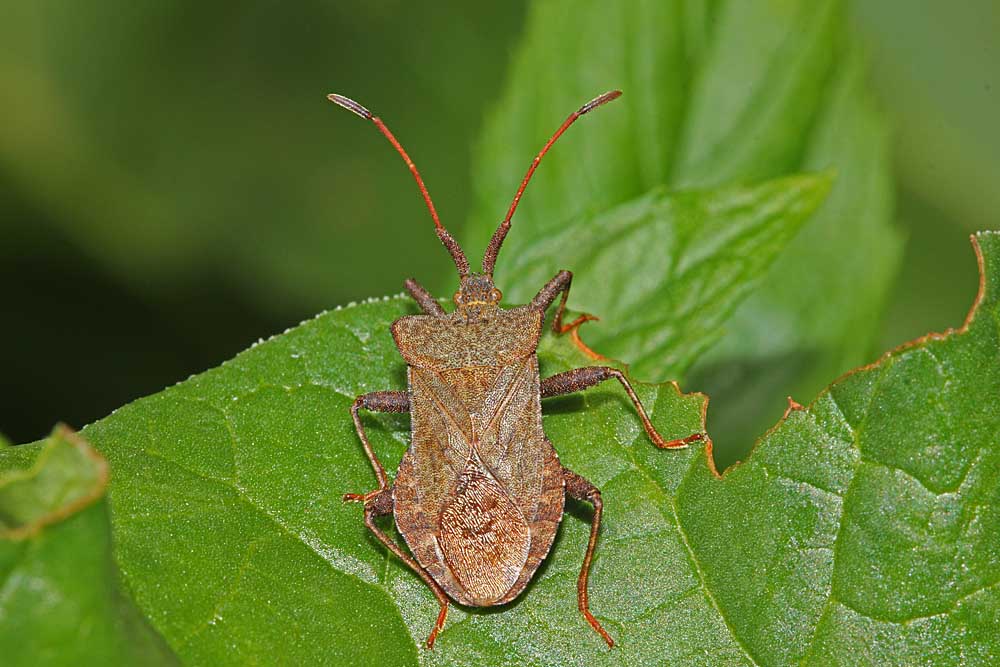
[{"x1": 332, "y1": 90, "x2": 702, "y2": 648}]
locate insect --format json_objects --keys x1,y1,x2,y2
[{"x1": 333, "y1": 89, "x2": 702, "y2": 649}]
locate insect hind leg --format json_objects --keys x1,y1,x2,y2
[
  {"x1": 563, "y1": 467, "x2": 615, "y2": 648},
  {"x1": 346, "y1": 487, "x2": 450, "y2": 649}
]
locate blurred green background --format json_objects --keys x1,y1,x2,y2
[{"x1": 1, "y1": 1, "x2": 996, "y2": 465}]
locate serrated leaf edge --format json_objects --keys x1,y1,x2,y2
[
  {"x1": 0, "y1": 425, "x2": 109, "y2": 541},
  {"x1": 702, "y1": 232, "x2": 992, "y2": 480}
]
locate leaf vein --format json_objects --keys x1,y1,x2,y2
[
  {"x1": 605, "y1": 411, "x2": 763, "y2": 665},
  {"x1": 113, "y1": 440, "x2": 411, "y2": 645}
]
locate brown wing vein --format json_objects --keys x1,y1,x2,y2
[
  {"x1": 481, "y1": 358, "x2": 532, "y2": 445},
  {"x1": 410, "y1": 369, "x2": 472, "y2": 447}
]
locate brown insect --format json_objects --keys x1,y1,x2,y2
[{"x1": 333, "y1": 90, "x2": 702, "y2": 649}]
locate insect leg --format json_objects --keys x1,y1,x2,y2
[
  {"x1": 350, "y1": 391, "x2": 410, "y2": 490},
  {"x1": 404, "y1": 278, "x2": 446, "y2": 316},
  {"x1": 529, "y1": 270, "x2": 598, "y2": 333},
  {"x1": 352, "y1": 487, "x2": 451, "y2": 649},
  {"x1": 541, "y1": 367, "x2": 703, "y2": 449},
  {"x1": 562, "y1": 467, "x2": 614, "y2": 648}
]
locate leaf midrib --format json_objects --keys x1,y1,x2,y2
[{"x1": 605, "y1": 398, "x2": 762, "y2": 667}]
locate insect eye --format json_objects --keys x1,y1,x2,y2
[{"x1": 489, "y1": 288, "x2": 502, "y2": 303}]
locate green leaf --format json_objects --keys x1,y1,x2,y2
[
  {"x1": 498, "y1": 173, "x2": 831, "y2": 379},
  {"x1": 1, "y1": 234, "x2": 995, "y2": 665},
  {"x1": 690, "y1": 47, "x2": 903, "y2": 460},
  {"x1": 0, "y1": 296, "x2": 726, "y2": 665},
  {"x1": 0, "y1": 427, "x2": 178, "y2": 666},
  {"x1": 465, "y1": 0, "x2": 903, "y2": 456},
  {"x1": 678, "y1": 232, "x2": 1000, "y2": 664}
]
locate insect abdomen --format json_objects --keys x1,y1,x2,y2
[{"x1": 437, "y1": 449, "x2": 530, "y2": 604}]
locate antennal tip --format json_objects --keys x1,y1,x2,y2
[
  {"x1": 578, "y1": 89, "x2": 622, "y2": 115},
  {"x1": 327, "y1": 93, "x2": 372, "y2": 120}
]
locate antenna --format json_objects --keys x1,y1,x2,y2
[
  {"x1": 481, "y1": 90, "x2": 622, "y2": 276},
  {"x1": 328, "y1": 93, "x2": 470, "y2": 277}
]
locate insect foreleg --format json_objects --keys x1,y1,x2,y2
[
  {"x1": 530, "y1": 269, "x2": 597, "y2": 333},
  {"x1": 348, "y1": 487, "x2": 451, "y2": 649},
  {"x1": 350, "y1": 391, "x2": 410, "y2": 489},
  {"x1": 562, "y1": 467, "x2": 614, "y2": 648},
  {"x1": 404, "y1": 278, "x2": 446, "y2": 316},
  {"x1": 540, "y1": 367, "x2": 703, "y2": 449}
]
